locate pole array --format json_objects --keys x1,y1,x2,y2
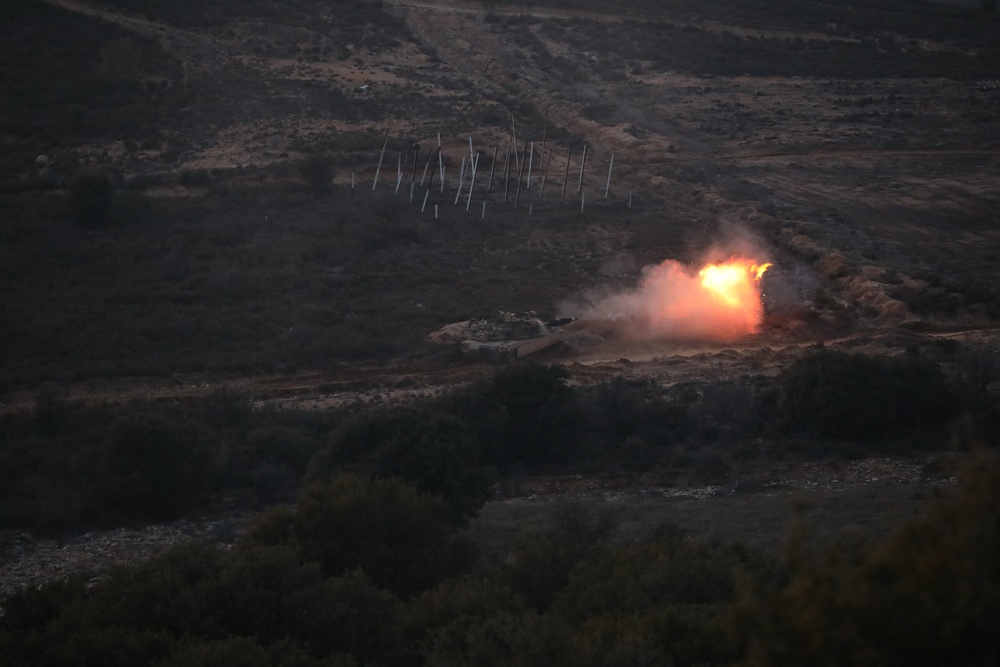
[{"x1": 361, "y1": 128, "x2": 630, "y2": 219}]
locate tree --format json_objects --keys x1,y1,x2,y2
[{"x1": 67, "y1": 169, "x2": 115, "y2": 228}]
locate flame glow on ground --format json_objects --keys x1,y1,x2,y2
[{"x1": 583, "y1": 258, "x2": 772, "y2": 341}]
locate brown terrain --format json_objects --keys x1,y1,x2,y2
[{"x1": 3, "y1": 0, "x2": 998, "y2": 593}]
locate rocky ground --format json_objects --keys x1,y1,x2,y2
[{"x1": 0, "y1": 509, "x2": 263, "y2": 600}]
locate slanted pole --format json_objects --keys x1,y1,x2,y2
[
  {"x1": 510, "y1": 114, "x2": 520, "y2": 172},
  {"x1": 604, "y1": 152, "x2": 614, "y2": 200},
  {"x1": 421, "y1": 188, "x2": 430, "y2": 212},
  {"x1": 487, "y1": 144, "x2": 499, "y2": 192},
  {"x1": 526, "y1": 141, "x2": 534, "y2": 190},
  {"x1": 561, "y1": 146, "x2": 572, "y2": 204},
  {"x1": 577, "y1": 144, "x2": 588, "y2": 194},
  {"x1": 426, "y1": 148, "x2": 438, "y2": 189},
  {"x1": 372, "y1": 128, "x2": 389, "y2": 191},
  {"x1": 538, "y1": 121, "x2": 547, "y2": 168},
  {"x1": 466, "y1": 151, "x2": 480, "y2": 211},
  {"x1": 394, "y1": 151, "x2": 404, "y2": 194},
  {"x1": 539, "y1": 150, "x2": 551, "y2": 199},
  {"x1": 437, "y1": 132, "x2": 445, "y2": 193},
  {"x1": 420, "y1": 147, "x2": 433, "y2": 186},
  {"x1": 454, "y1": 156, "x2": 466, "y2": 205},
  {"x1": 503, "y1": 140, "x2": 512, "y2": 203}
]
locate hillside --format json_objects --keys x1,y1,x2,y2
[{"x1": 2, "y1": 3, "x2": 999, "y2": 641}]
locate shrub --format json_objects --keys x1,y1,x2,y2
[
  {"x1": 296, "y1": 152, "x2": 336, "y2": 193},
  {"x1": 94, "y1": 413, "x2": 211, "y2": 519},
  {"x1": 243, "y1": 473, "x2": 477, "y2": 596},
  {"x1": 445, "y1": 362, "x2": 580, "y2": 469},
  {"x1": 736, "y1": 454, "x2": 1000, "y2": 667},
  {"x1": 780, "y1": 350, "x2": 953, "y2": 440},
  {"x1": 67, "y1": 169, "x2": 115, "y2": 228},
  {"x1": 308, "y1": 406, "x2": 490, "y2": 522}
]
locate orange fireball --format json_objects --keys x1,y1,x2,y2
[
  {"x1": 631, "y1": 258, "x2": 771, "y2": 340},
  {"x1": 584, "y1": 257, "x2": 772, "y2": 341}
]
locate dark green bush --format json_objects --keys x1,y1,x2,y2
[
  {"x1": 308, "y1": 406, "x2": 491, "y2": 522},
  {"x1": 736, "y1": 454, "x2": 1000, "y2": 667},
  {"x1": 296, "y1": 153, "x2": 336, "y2": 193},
  {"x1": 93, "y1": 413, "x2": 211, "y2": 520},
  {"x1": 444, "y1": 362, "x2": 580, "y2": 469},
  {"x1": 67, "y1": 169, "x2": 115, "y2": 228},
  {"x1": 780, "y1": 350, "x2": 953, "y2": 440},
  {"x1": 243, "y1": 473, "x2": 477, "y2": 597}
]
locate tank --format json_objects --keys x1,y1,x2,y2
[{"x1": 460, "y1": 311, "x2": 571, "y2": 362}]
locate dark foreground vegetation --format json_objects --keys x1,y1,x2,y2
[
  {"x1": 4, "y1": 348, "x2": 993, "y2": 533},
  {"x1": 1, "y1": 454, "x2": 998, "y2": 666}
]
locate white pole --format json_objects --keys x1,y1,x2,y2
[
  {"x1": 578, "y1": 144, "x2": 587, "y2": 194},
  {"x1": 561, "y1": 146, "x2": 572, "y2": 204},
  {"x1": 394, "y1": 151, "x2": 403, "y2": 194},
  {"x1": 539, "y1": 150, "x2": 551, "y2": 199},
  {"x1": 581, "y1": 191, "x2": 585, "y2": 213},
  {"x1": 511, "y1": 114, "x2": 520, "y2": 171},
  {"x1": 438, "y1": 132, "x2": 445, "y2": 192},
  {"x1": 482, "y1": 201, "x2": 486, "y2": 219},
  {"x1": 454, "y1": 156, "x2": 466, "y2": 205},
  {"x1": 420, "y1": 149, "x2": 432, "y2": 186},
  {"x1": 526, "y1": 141, "x2": 534, "y2": 190},
  {"x1": 503, "y1": 140, "x2": 511, "y2": 203},
  {"x1": 488, "y1": 144, "x2": 498, "y2": 192},
  {"x1": 466, "y1": 151, "x2": 479, "y2": 211},
  {"x1": 605, "y1": 152, "x2": 614, "y2": 200},
  {"x1": 422, "y1": 188, "x2": 430, "y2": 212},
  {"x1": 372, "y1": 129, "x2": 389, "y2": 191}
]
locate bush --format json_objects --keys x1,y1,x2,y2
[
  {"x1": 67, "y1": 169, "x2": 115, "y2": 227},
  {"x1": 243, "y1": 473, "x2": 477, "y2": 596},
  {"x1": 296, "y1": 153, "x2": 336, "y2": 193},
  {"x1": 308, "y1": 406, "x2": 491, "y2": 522},
  {"x1": 780, "y1": 350, "x2": 953, "y2": 440},
  {"x1": 94, "y1": 413, "x2": 211, "y2": 519},
  {"x1": 736, "y1": 454, "x2": 1000, "y2": 667},
  {"x1": 445, "y1": 362, "x2": 580, "y2": 469}
]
